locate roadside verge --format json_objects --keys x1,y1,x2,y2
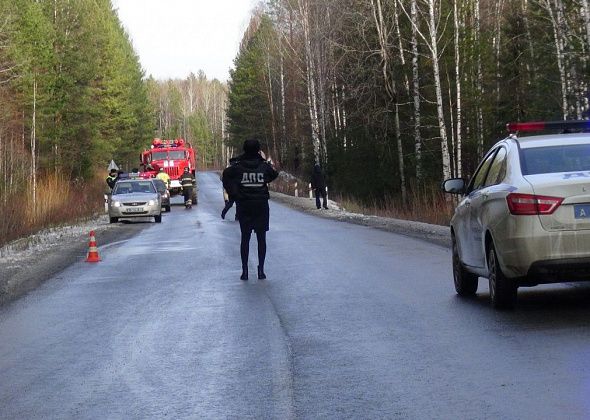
[
  {"x1": 270, "y1": 191, "x2": 451, "y2": 248},
  {"x1": 0, "y1": 216, "x2": 148, "y2": 306}
]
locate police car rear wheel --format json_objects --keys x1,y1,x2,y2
[
  {"x1": 109, "y1": 217, "x2": 118, "y2": 224},
  {"x1": 487, "y1": 245, "x2": 517, "y2": 309},
  {"x1": 155, "y1": 215, "x2": 162, "y2": 223},
  {"x1": 452, "y1": 235, "x2": 478, "y2": 296}
]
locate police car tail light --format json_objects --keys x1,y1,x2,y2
[{"x1": 507, "y1": 193, "x2": 563, "y2": 215}]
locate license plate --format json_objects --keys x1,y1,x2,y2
[
  {"x1": 125, "y1": 207, "x2": 144, "y2": 213},
  {"x1": 574, "y1": 204, "x2": 590, "y2": 219}
]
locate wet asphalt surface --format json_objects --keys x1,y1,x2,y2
[{"x1": 2, "y1": 172, "x2": 590, "y2": 419}]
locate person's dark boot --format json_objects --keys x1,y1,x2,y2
[
  {"x1": 257, "y1": 266, "x2": 266, "y2": 280},
  {"x1": 221, "y1": 207, "x2": 228, "y2": 219},
  {"x1": 240, "y1": 267, "x2": 248, "y2": 281}
]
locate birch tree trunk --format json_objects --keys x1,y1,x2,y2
[
  {"x1": 427, "y1": 0, "x2": 452, "y2": 180},
  {"x1": 523, "y1": 0, "x2": 536, "y2": 81},
  {"x1": 474, "y1": 0, "x2": 484, "y2": 157},
  {"x1": 453, "y1": 0, "x2": 462, "y2": 178},
  {"x1": 493, "y1": 0, "x2": 505, "y2": 105},
  {"x1": 31, "y1": 77, "x2": 37, "y2": 215},
  {"x1": 279, "y1": 46, "x2": 287, "y2": 163},
  {"x1": 264, "y1": 50, "x2": 278, "y2": 161},
  {"x1": 544, "y1": 0, "x2": 568, "y2": 119},
  {"x1": 371, "y1": 0, "x2": 406, "y2": 202},
  {"x1": 298, "y1": 0, "x2": 321, "y2": 165},
  {"x1": 410, "y1": 0, "x2": 422, "y2": 182}
]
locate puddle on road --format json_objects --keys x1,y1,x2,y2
[{"x1": 115, "y1": 245, "x2": 198, "y2": 256}]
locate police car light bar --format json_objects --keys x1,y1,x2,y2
[{"x1": 507, "y1": 120, "x2": 590, "y2": 133}]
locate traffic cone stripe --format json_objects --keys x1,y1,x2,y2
[{"x1": 85, "y1": 231, "x2": 101, "y2": 263}]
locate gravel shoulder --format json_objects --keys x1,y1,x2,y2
[
  {"x1": 270, "y1": 191, "x2": 451, "y2": 248},
  {"x1": 0, "y1": 216, "x2": 149, "y2": 306}
]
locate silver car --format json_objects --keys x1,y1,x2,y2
[
  {"x1": 443, "y1": 121, "x2": 590, "y2": 309},
  {"x1": 109, "y1": 179, "x2": 162, "y2": 224}
]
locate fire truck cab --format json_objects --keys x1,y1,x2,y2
[{"x1": 140, "y1": 138, "x2": 197, "y2": 198}]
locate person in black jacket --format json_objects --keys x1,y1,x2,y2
[
  {"x1": 311, "y1": 164, "x2": 328, "y2": 209},
  {"x1": 106, "y1": 169, "x2": 118, "y2": 192},
  {"x1": 180, "y1": 167, "x2": 195, "y2": 205},
  {"x1": 221, "y1": 157, "x2": 239, "y2": 220},
  {"x1": 223, "y1": 139, "x2": 279, "y2": 280}
]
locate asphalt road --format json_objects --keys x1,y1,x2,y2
[{"x1": 2, "y1": 172, "x2": 590, "y2": 419}]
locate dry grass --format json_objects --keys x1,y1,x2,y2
[
  {"x1": 0, "y1": 173, "x2": 104, "y2": 248},
  {"x1": 335, "y1": 189, "x2": 454, "y2": 226},
  {"x1": 271, "y1": 173, "x2": 453, "y2": 226}
]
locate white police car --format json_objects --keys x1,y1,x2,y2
[{"x1": 442, "y1": 121, "x2": 590, "y2": 308}]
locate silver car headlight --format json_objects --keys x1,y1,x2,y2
[
  {"x1": 148, "y1": 199, "x2": 156, "y2": 206},
  {"x1": 112, "y1": 201, "x2": 121, "y2": 208}
]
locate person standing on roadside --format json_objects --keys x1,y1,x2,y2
[
  {"x1": 223, "y1": 139, "x2": 278, "y2": 281},
  {"x1": 106, "y1": 169, "x2": 118, "y2": 192},
  {"x1": 311, "y1": 164, "x2": 328, "y2": 210}
]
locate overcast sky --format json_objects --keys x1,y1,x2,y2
[{"x1": 112, "y1": 0, "x2": 258, "y2": 82}]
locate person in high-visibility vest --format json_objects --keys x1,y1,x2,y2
[
  {"x1": 156, "y1": 168, "x2": 170, "y2": 188},
  {"x1": 106, "y1": 169, "x2": 118, "y2": 192}
]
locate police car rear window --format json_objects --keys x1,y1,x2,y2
[{"x1": 521, "y1": 144, "x2": 590, "y2": 175}]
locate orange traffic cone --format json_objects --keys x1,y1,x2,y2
[{"x1": 85, "y1": 230, "x2": 101, "y2": 263}]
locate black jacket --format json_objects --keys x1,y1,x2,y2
[
  {"x1": 311, "y1": 166, "x2": 326, "y2": 190},
  {"x1": 180, "y1": 172, "x2": 195, "y2": 188},
  {"x1": 223, "y1": 154, "x2": 278, "y2": 202},
  {"x1": 221, "y1": 159, "x2": 239, "y2": 199}
]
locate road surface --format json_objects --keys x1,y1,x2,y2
[{"x1": 1, "y1": 172, "x2": 590, "y2": 419}]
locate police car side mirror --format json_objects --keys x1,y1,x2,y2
[{"x1": 442, "y1": 178, "x2": 466, "y2": 195}]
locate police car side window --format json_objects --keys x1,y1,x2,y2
[
  {"x1": 469, "y1": 149, "x2": 497, "y2": 193},
  {"x1": 483, "y1": 147, "x2": 507, "y2": 187}
]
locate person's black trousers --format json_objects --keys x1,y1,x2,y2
[
  {"x1": 183, "y1": 187, "x2": 193, "y2": 204},
  {"x1": 221, "y1": 199, "x2": 237, "y2": 219},
  {"x1": 315, "y1": 188, "x2": 327, "y2": 209}
]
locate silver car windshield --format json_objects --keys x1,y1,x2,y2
[
  {"x1": 113, "y1": 181, "x2": 156, "y2": 195},
  {"x1": 521, "y1": 144, "x2": 590, "y2": 175}
]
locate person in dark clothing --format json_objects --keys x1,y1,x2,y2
[
  {"x1": 221, "y1": 157, "x2": 239, "y2": 220},
  {"x1": 223, "y1": 139, "x2": 279, "y2": 280},
  {"x1": 311, "y1": 164, "x2": 328, "y2": 209},
  {"x1": 106, "y1": 169, "x2": 118, "y2": 192},
  {"x1": 180, "y1": 167, "x2": 195, "y2": 205}
]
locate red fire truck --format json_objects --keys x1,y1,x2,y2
[{"x1": 140, "y1": 138, "x2": 197, "y2": 203}]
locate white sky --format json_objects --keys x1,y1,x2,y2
[{"x1": 112, "y1": 0, "x2": 258, "y2": 82}]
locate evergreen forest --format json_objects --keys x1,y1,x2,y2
[{"x1": 0, "y1": 0, "x2": 152, "y2": 244}]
